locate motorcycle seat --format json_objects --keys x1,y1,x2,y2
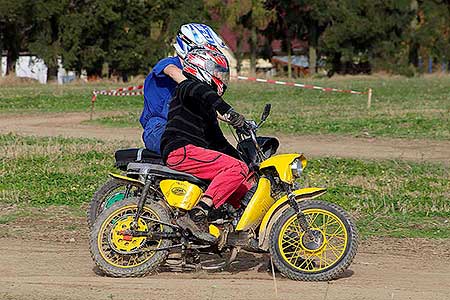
[
  {"x1": 115, "y1": 148, "x2": 163, "y2": 170},
  {"x1": 127, "y1": 163, "x2": 209, "y2": 187}
]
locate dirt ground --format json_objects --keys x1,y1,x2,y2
[
  {"x1": 1, "y1": 112, "x2": 450, "y2": 164},
  {"x1": 1, "y1": 112, "x2": 450, "y2": 300},
  {"x1": 1, "y1": 228, "x2": 450, "y2": 300}
]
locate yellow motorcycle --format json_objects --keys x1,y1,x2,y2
[{"x1": 89, "y1": 104, "x2": 358, "y2": 281}]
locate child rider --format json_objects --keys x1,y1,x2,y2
[
  {"x1": 140, "y1": 23, "x2": 228, "y2": 154},
  {"x1": 160, "y1": 47, "x2": 252, "y2": 243}
]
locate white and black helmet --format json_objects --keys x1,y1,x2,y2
[
  {"x1": 183, "y1": 46, "x2": 230, "y2": 96},
  {"x1": 174, "y1": 23, "x2": 228, "y2": 59}
]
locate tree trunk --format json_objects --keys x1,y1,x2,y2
[
  {"x1": 47, "y1": 64, "x2": 58, "y2": 82},
  {"x1": 409, "y1": 0, "x2": 419, "y2": 68},
  {"x1": 250, "y1": 24, "x2": 257, "y2": 76},
  {"x1": 330, "y1": 52, "x2": 342, "y2": 76},
  {"x1": 309, "y1": 46, "x2": 317, "y2": 75},
  {"x1": 6, "y1": 50, "x2": 16, "y2": 76},
  {"x1": 408, "y1": 43, "x2": 419, "y2": 67},
  {"x1": 287, "y1": 37, "x2": 292, "y2": 79},
  {"x1": 0, "y1": 37, "x2": 2, "y2": 76},
  {"x1": 308, "y1": 22, "x2": 318, "y2": 75},
  {"x1": 236, "y1": 31, "x2": 243, "y2": 74}
]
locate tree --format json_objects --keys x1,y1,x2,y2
[
  {"x1": 59, "y1": 0, "x2": 119, "y2": 77},
  {"x1": 206, "y1": 0, "x2": 273, "y2": 75},
  {"x1": 265, "y1": 0, "x2": 331, "y2": 76},
  {"x1": 28, "y1": 0, "x2": 68, "y2": 80},
  {"x1": 412, "y1": 0, "x2": 450, "y2": 69},
  {"x1": 321, "y1": 1, "x2": 414, "y2": 75},
  {"x1": 107, "y1": 0, "x2": 209, "y2": 81},
  {"x1": 0, "y1": 0, "x2": 34, "y2": 75},
  {"x1": 57, "y1": 0, "x2": 209, "y2": 80}
]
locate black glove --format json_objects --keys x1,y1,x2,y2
[{"x1": 224, "y1": 108, "x2": 245, "y2": 128}]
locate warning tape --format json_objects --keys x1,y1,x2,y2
[
  {"x1": 235, "y1": 76, "x2": 367, "y2": 95},
  {"x1": 91, "y1": 85, "x2": 144, "y2": 102},
  {"x1": 89, "y1": 77, "x2": 372, "y2": 119},
  {"x1": 90, "y1": 85, "x2": 144, "y2": 119},
  {"x1": 90, "y1": 77, "x2": 366, "y2": 103}
]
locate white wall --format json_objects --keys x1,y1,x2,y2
[
  {"x1": 1, "y1": 56, "x2": 6, "y2": 77},
  {"x1": 16, "y1": 56, "x2": 48, "y2": 84},
  {"x1": 1, "y1": 55, "x2": 48, "y2": 83}
]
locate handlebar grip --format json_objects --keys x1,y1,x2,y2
[{"x1": 236, "y1": 120, "x2": 253, "y2": 136}]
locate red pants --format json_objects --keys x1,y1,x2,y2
[{"x1": 166, "y1": 144, "x2": 252, "y2": 208}]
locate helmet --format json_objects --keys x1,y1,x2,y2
[
  {"x1": 183, "y1": 47, "x2": 230, "y2": 96},
  {"x1": 174, "y1": 23, "x2": 227, "y2": 59}
]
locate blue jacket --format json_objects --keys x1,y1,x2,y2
[{"x1": 140, "y1": 56, "x2": 183, "y2": 154}]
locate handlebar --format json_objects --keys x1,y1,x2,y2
[
  {"x1": 236, "y1": 120, "x2": 261, "y2": 153},
  {"x1": 236, "y1": 120, "x2": 256, "y2": 136},
  {"x1": 232, "y1": 103, "x2": 271, "y2": 164}
]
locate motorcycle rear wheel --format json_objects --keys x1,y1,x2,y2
[
  {"x1": 269, "y1": 200, "x2": 358, "y2": 281},
  {"x1": 90, "y1": 198, "x2": 172, "y2": 277},
  {"x1": 87, "y1": 178, "x2": 141, "y2": 229}
]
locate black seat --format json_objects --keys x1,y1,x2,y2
[
  {"x1": 115, "y1": 148, "x2": 209, "y2": 187},
  {"x1": 139, "y1": 164, "x2": 209, "y2": 187},
  {"x1": 115, "y1": 148, "x2": 163, "y2": 170}
]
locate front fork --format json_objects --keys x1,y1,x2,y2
[
  {"x1": 285, "y1": 185, "x2": 315, "y2": 241},
  {"x1": 131, "y1": 175, "x2": 153, "y2": 230}
]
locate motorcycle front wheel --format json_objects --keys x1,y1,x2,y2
[
  {"x1": 90, "y1": 198, "x2": 172, "y2": 277},
  {"x1": 269, "y1": 200, "x2": 358, "y2": 281}
]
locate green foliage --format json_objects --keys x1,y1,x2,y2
[
  {"x1": 265, "y1": 0, "x2": 449, "y2": 75},
  {"x1": 320, "y1": 0, "x2": 414, "y2": 74},
  {"x1": 1, "y1": 0, "x2": 209, "y2": 78},
  {"x1": 0, "y1": 0, "x2": 35, "y2": 74},
  {"x1": 413, "y1": 1, "x2": 450, "y2": 60},
  {"x1": 27, "y1": 0, "x2": 68, "y2": 73}
]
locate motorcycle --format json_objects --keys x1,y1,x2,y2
[{"x1": 89, "y1": 104, "x2": 358, "y2": 281}]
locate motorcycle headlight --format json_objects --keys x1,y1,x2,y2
[{"x1": 291, "y1": 158, "x2": 303, "y2": 177}]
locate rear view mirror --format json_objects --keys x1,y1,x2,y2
[{"x1": 261, "y1": 104, "x2": 271, "y2": 122}]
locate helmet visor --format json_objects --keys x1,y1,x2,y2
[{"x1": 213, "y1": 65, "x2": 230, "y2": 86}]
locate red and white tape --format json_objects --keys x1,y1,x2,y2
[
  {"x1": 91, "y1": 85, "x2": 144, "y2": 102},
  {"x1": 89, "y1": 77, "x2": 372, "y2": 119},
  {"x1": 91, "y1": 77, "x2": 366, "y2": 102},
  {"x1": 235, "y1": 76, "x2": 367, "y2": 95}
]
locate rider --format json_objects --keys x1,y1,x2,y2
[
  {"x1": 160, "y1": 47, "x2": 252, "y2": 243},
  {"x1": 140, "y1": 23, "x2": 228, "y2": 154}
]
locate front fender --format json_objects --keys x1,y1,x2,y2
[
  {"x1": 258, "y1": 187, "x2": 327, "y2": 250},
  {"x1": 109, "y1": 172, "x2": 144, "y2": 187}
]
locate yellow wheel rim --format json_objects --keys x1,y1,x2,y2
[
  {"x1": 278, "y1": 208, "x2": 348, "y2": 272},
  {"x1": 97, "y1": 205, "x2": 163, "y2": 269},
  {"x1": 110, "y1": 216, "x2": 148, "y2": 252}
]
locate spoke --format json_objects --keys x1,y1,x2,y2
[
  {"x1": 327, "y1": 235, "x2": 346, "y2": 241},
  {"x1": 321, "y1": 249, "x2": 336, "y2": 267},
  {"x1": 330, "y1": 225, "x2": 345, "y2": 236},
  {"x1": 321, "y1": 214, "x2": 328, "y2": 233},
  {"x1": 324, "y1": 218, "x2": 340, "y2": 228},
  {"x1": 307, "y1": 212, "x2": 320, "y2": 227},
  {"x1": 327, "y1": 247, "x2": 341, "y2": 259},
  {"x1": 290, "y1": 220, "x2": 303, "y2": 235},
  {"x1": 327, "y1": 242, "x2": 345, "y2": 252},
  {"x1": 282, "y1": 236, "x2": 301, "y2": 249},
  {"x1": 291, "y1": 249, "x2": 305, "y2": 266},
  {"x1": 318, "y1": 251, "x2": 323, "y2": 269}
]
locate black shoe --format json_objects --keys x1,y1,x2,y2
[{"x1": 176, "y1": 212, "x2": 217, "y2": 244}]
